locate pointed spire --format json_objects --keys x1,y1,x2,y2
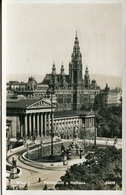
[
  {"x1": 85, "y1": 65, "x2": 89, "y2": 77},
  {"x1": 52, "y1": 61, "x2": 56, "y2": 74},
  {"x1": 61, "y1": 62, "x2": 64, "y2": 74},
  {"x1": 84, "y1": 66, "x2": 90, "y2": 88},
  {"x1": 75, "y1": 31, "x2": 78, "y2": 41},
  {"x1": 73, "y1": 31, "x2": 80, "y2": 53},
  {"x1": 61, "y1": 62, "x2": 63, "y2": 67},
  {"x1": 76, "y1": 31, "x2": 78, "y2": 37},
  {"x1": 105, "y1": 83, "x2": 110, "y2": 91}
]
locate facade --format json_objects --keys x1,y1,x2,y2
[
  {"x1": 42, "y1": 33, "x2": 100, "y2": 111},
  {"x1": 7, "y1": 33, "x2": 100, "y2": 111},
  {"x1": 6, "y1": 98, "x2": 56, "y2": 139},
  {"x1": 54, "y1": 110, "x2": 95, "y2": 140},
  {"x1": 101, "y1": 84, "x2": 122, "y2": 106},
  {"x1": 7, "y1": 77, "x2": 48, "y2": 99},
  {"x1": 6, "y1": 97, "x2": 95, "y2": 143},
  {"x1": 6, "y1": 33, "x2": 98, "y2": 144}
]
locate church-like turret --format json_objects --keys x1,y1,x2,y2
[
  {"x1": 60, "y1": 63, "x2": 67, "y2": 87},
  {"x1": 84, "y1": 66, "x2": 90, "y2": 88},
  {"x1": 105, "y1": 83, "x2": 110, "y2": 92},
  {"x1": 50, "y1": 62, "x2": 59, "y2": 88},
  {"x1": 52, "y1": 62, "x2": 56, "y2": 75}
]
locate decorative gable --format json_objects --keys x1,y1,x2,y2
[{"x1": 27, "y1": 99, "x2": 51, "y2": 109}]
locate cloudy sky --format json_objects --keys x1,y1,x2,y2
[{"x1": 5, "y1": 2, "x2": 122, "y2": 79}]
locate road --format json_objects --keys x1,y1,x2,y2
[
  {"x1": 7, "y1": 141, "x2": 67, "y2": 190},
  {"x1": 6, "y1": 137, "x2": 122, "y2": 190},
  {"x1": 7, "y1": 152, "x2": 66, "y2": 190},
  {"x1": 96, "y1": 137, "x2": 122, "y2": 149}
]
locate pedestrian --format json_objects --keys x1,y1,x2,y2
[
  {"x1": 43, "y1": 184, "x2": 48, "y2": 190},
  {"x1": 38, "y1": 177, "x2": 41, "y2": 182},
  {"x1": 24, "y1": 183, "x2": 28, "y2": 190}
]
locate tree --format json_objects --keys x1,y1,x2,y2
[
  {"x1": 95, "y1": 105, "x2": 122, "y2": 138},
  {"x1": 55, "y1": 146, "x2": 122, "y2": 190}
]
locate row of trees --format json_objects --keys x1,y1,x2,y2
[
  {"x1": 55, "y1": 146, "x2": 122, "y2": 190},
  {"x1": 81, "y1": 94, "x2": 122, "y2": 138},
  {"x1": 96, "y1": 104, "x2": 122, "y2": 138}
]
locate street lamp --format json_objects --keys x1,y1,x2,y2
[
  {"x1": 48, "y1": 87, "x2": 56, "y2": 156},
  {"x1": 27, "y1": 143, "x2": 29, "y2": 159},
  {"x1": 40, "y1": 139, "x2": 43, "y2": 157},
  {"x1": 83, "y1": 136, "x2": 86, "y2": 152},
  {"x1": 94, "y1": 127, "x2": 97, "y2": 146},
  {"x1": 51, "y1": 91, "x2": 54, "y2": 156}
]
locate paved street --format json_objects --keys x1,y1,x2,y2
[
  {"x1": 6, "y1": 137, "x2": 122, "y2": 190},
  {"x1": 96, "y1": 137, "x2": 122, "y2": 149},
  {"x1": 7, "y1": 151, "x2": 66, "y2": 190}
]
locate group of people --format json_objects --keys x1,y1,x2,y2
[{"x1": 6, "y1": 183, "x2": 28, "y2": 190}]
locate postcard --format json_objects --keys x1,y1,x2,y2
[{"x1": 2, "y1": 0, "x2": 125, "y2": 195}]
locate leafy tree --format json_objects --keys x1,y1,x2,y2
[
  {"x1": 55, "y1": 146, "x2": 122, "y2": 190},
  {"x1": 95, "y1": 104, "x2": 122, "y2": 138}
]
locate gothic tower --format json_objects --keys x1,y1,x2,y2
[
  {"x1": 69, "y1": 32, "x2": 83, "y2": 87},
  {"x1": 69, "y1": 32, "x2": 83, "y2": 110}
]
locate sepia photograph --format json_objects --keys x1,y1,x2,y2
[{"x1": 2, "y1": 0, "x2": 125, "y2": 194}]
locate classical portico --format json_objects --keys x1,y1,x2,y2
[
  {"x1": 7, "y1": 98, "x2": 96, "y2": 141},
  {"x1": 6, "y1": 98, "x2": 55, "y2": 139}
]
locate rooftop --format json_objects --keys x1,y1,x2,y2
[
  {"x1": 54, "y1": 110, "x2": 95, "y2": 118},
  {"x1": 7, "y1": 99, "x2": 40, "y2": 109}
]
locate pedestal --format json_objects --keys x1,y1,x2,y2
[
  {"x1": 10, "y1": 167, "x2": 18, "y2": 179},
  {"x1": 63, "y1": 154, "x2": 68, "y2": 165}
]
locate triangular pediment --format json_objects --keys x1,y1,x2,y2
[{"x1": 27, "y1": 99, "x2": 52, "y2": 109}]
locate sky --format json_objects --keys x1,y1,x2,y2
[{"x1": 5, "y1": 3, "x2": 122, "y2": 79}]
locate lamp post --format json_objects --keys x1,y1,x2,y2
[
  {"x1": 51, "y1": 90, "x2": 54, "y2": 156},
  {"x1": 48, "y1": 87, "x2": 56, "y2": 156},
  {"x1": 83, "y1": 136, "x2": 86, "y2": 152},
  {"x1": 94, "y1": 115, "x2": 98, "y2": 147},
  {"x1": 27, "y1": 143, "x2": 29, "y2": 159},
  {"x1": 94, "y1": 127, "x2": 97, "y2": 146},
  {"x1": 40, "y1": 138, "x2": 43, "y2": 157}
]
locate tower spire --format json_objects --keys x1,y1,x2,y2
[
  {"x1": 76, "y1": 31, "x2": 77, "y2": 37},
  {"x1": 69, "y1": 32, "x2": 83, "y2": 88},
  {"x1": 84, "y1": 66, "x2": 90, "y2": 88}
]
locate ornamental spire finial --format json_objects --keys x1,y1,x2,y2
[{"x1": 76, "y1": 31, "x2": 77, "y2": 37}]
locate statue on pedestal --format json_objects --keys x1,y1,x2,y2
[
  {"x1": 12, "y1": 157, "x2": 17, "y2": 168},
  {"x1": 73, "y1": 125, "x2": 78, "y2": 140},
  {"x1": 10, "y1": 157, "x2": 18, "y2": 179}
]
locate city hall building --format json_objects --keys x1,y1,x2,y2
[
  {"x1": 7, "y1": 33, "x2": 100, "y2": 111},
  {"x1": 40, "y1": 32, "x2": 101, "y2": 111}
]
